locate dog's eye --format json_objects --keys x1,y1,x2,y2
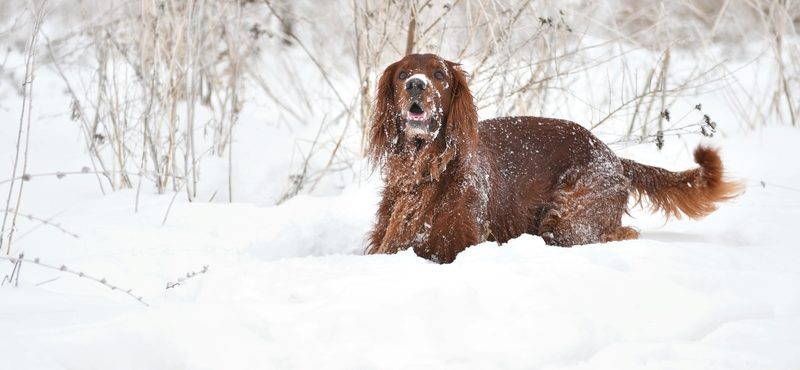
[
  {"x1": 434, "y1": 71, "x2": 445, "y2": 80},
  {"x1": 398, "y1": 71, "x2": 409, "y2": 80}
]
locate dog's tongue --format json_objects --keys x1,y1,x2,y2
[{"x1": 407, "y1": 111, "x2": 427, "y2": 121}]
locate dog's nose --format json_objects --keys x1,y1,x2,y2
[{"x1": 405, "y1": 77, "x2": 427, "y2": 92}]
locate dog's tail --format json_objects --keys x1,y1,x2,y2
[{"x1": 621, "y1": 146, "x2": 743, "y2": 219}]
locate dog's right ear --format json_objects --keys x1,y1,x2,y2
[
  {"x1": 367, "y1": 61, "x2": 401, "y2": 167},
  {"x1": 444, "y1": 60, "x2": 478, "y2": 154}
]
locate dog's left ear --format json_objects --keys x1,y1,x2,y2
[
  {"x1": 367, "y1": 61, "x2": 401, "y2": 167},
  {"x1": 445, "y1": 61, "x2": 478, "y2": 153}
]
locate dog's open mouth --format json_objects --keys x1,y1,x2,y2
[
  {"x1": 404, "y1": 100, "x2": 440, "y2": 152},
  {"x1": 407, "y1": 102, "x2": 428, "y2": 122},
  {"x1": 405, "y1": 101, "x2": 433, "y2": 132}
]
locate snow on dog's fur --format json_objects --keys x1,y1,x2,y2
[{"x1": 366, "y1": 54, "x2": 742, "y2": 264}]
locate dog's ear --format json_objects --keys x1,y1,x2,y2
[
  {"x1": 367, "y1": 61, "x2": 401, "y2": 167},
  {"x1": 444, "y1": 61, "x2": 478, "y2": 153}
]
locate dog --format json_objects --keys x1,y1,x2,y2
[{"x1": 365, "y1": 54, "x2": 741, "y2": 263}]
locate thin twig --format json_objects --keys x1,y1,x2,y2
[
  {"x1": 0, "y1": 169, "x2": 183, "y2": 186},
  {"x1": 161, "y1": 190, "x2": 181, "y2": 226},
  {"x1": 1, "y1": 209, "x2": 79, "y2": 240},
  {"x1": 42, "y1": 31, "x2": 110, "y2": 195},
  {"x1": 165, "y1": 265, "x2": 209, "y2": 290},
  {"x1": 0, "y1": 254, "x2": 148, "y2": 306},
  {"x1": 2, "y1": 3, "x2": 47, "y2": 255},
  {"x1": 262, "y1": 0, "x2": 353, "y2": 118},
  {"x1": 277, "y1": 115, "x2": 328, "y2": 204}
]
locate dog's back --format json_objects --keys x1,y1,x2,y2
[
  {"x1": 476, "y1": 116, "x2": 740, "y2": 246},
  {"x1": 476, "y1": 117, "x2": 621, "y2": 242}
]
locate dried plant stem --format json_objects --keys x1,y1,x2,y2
[
  {"x1": 592, "y1": 56, "x2": 723, "y2": 132},
  {"x1": 2, "y1": 4, "x2": 46, "y2": 255},
  {"x1": 404, "y1": 1, "x2": 419, "y2": 55},
  {"x1": 165, "y1": 264, "x2": 209, "y2": 290},
  {"x1": 277, "y1": 115, "x2": 327, "y2": 204},
  {"x1": 161, "y1": 189, "x2": 181, "y2": 226},
  {"x1": 639, "y1": 46, "x2": 671, "y2": 141},
  {"x1": 227, "y1": 0, "x2": 244, "y2": 203},
  {"x1": 184, "y1": 0, "x2": 200, "y2": 201},
  {"x1": 262, "y1": 0, "x2": 353, "y2": 118},
  {"x1": 2, "y1": 256, "x2": 22, "y2": 287},
  {"x1": 774, "y1": 32, "x2": 796, "y2": 126},
  {"x1": 626, "y1": 56, "x2": 660, "y2": 138},
  {"x1": 136, "y1": 4, "x2": 164, "y2": 211},
  {"x1": 42, "y1": 32, "x2": 110, "y2": 195},
  {"x1": 308, "y1": 114, "x2": 349, "y2": 194},
  {"x1": 13, "y1": 0, "x2": 792, "y2": 205},
  {"x1": 0, "y1": 169, "x2": 185, "y2": 186},
  {"x1": 0, "y1": 254, "x2": 148, "y2": 306},
  {"x1": 1, "y1": 209, "x2": 79, "y2": 240}
]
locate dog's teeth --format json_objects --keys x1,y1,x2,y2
[{"x1": 408, "y1": 112, "x2": 427, "y2": 121}]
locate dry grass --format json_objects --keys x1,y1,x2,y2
[{"x1": 0, "y1": 0, "x2": 797, "y2": 208}]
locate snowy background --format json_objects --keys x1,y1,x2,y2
[{"x1": 1, "y1": 0, "x2": 799, "y2": 369}]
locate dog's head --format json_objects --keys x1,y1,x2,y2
[{"x1": 368, "y1": 54, "x2": 478, "y2": 172}]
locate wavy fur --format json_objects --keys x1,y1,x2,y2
[
  {"x1": 365, "y1": 54, "x2": 742, "y2": 264},
  {"x1": 622, "y1": 146, "x2": 744, "y2": 219}
]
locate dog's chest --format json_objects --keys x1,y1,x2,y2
[
  {"x1": 385, "y1": 187, "x2": 437, "y2": 249},
  {"x1": 386, "y1": 172, "x2": 488, "y2": 250}
]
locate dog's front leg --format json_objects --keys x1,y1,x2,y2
[{"x1": 413, "y1": 202, "x2": 480, "y2": 264}]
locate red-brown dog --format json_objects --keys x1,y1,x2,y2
[{"x1": 366, "y1": 53, "x2": 741, "y2": 263}]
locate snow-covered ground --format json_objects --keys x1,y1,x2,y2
[
  {"x1": 3, "y1": 80, "x2": 800, "y2": 369},
  {"x1": 2, "y1": 10, "x2": 800, "y2": 369}
]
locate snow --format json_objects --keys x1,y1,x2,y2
[
  {"x1": 3, "y1": 114, "x2": 800, "y2": 368},
  {"x1": 2, "y1": 16, "x2": 800, "y2": 370},
  {"x1": 408, "y1": 73, "x2": 432, "y2": 88}
]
